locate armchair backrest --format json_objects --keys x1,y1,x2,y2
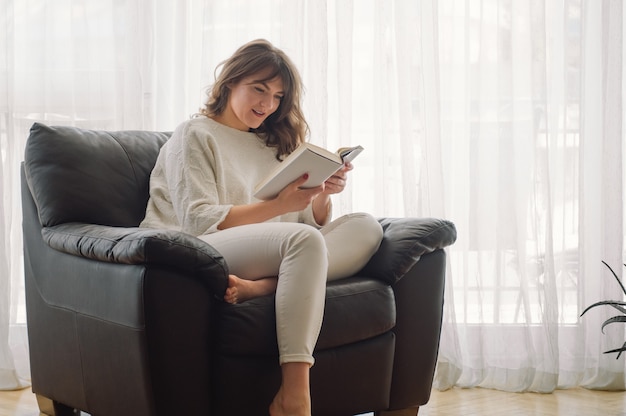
[{"x1": 23, "y1": 123, "x2": 170, "y2": 227}]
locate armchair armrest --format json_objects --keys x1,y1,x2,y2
[
  {"x1": 361, "y1": 217, "x2": 457, "y2": 284},
  {"x1": 42, "y1": 223, "x2": 229, "y2": 297}
]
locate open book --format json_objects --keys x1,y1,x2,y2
[{"x1": 253, "y1": 143, "x2": 364, "y2": 200}]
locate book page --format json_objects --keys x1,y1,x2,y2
[{"x1": 338, "y1": 145, "x2": 364, "y2": 163}]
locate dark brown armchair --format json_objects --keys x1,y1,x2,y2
[{"x1": 21, "y1": 122, "x2": 456, "y2": 416}]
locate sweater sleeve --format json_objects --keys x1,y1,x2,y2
[
  {"x1": 172, "y1": 123, "x2": 234, "y2": 235},
  {"x1": 298, "y1": 199, "x2": 332, "y2": 228},
  {"x1": 141, "y1": 122, "x2": 232, "y2": 236}
]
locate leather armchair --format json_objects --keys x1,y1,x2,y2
[{"x1": 21, "y1": 122, "x2": 456, "y2": 416}]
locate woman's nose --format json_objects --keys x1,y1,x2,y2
[{"x1": 261, "y1": 96, "x2": 276, "y2": 112}]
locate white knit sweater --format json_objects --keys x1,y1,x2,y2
[{"x1": 140, "y1": 117, "x2": 323, "y2": 236}]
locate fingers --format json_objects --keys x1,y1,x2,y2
[
  {"x1": 325, "y1": 174, "x2": 345, "y2": 187},
  {"x1": 334, "y1": 164, "x2": 352, "y2": 181},
  {"x1": 323, "y1": 167, "x2": 349, "y2": 193},
  {"x1": 323, "y1": 179, "x2": 345, "y2": 195},
  {"x1": 292, "y1": 173, "x2": 310, "y2": 187},
  {"x1": 290, "y1": 173, "x2": 324, "y2": 195},
  {"x1": 289, "y1": 165, "x2": 353, "y2": 197},
  {"x1": 276, "y1": 174, "x2": 324, "y2": 212},
  {"x1": 293, "y1": 181, "x2": 324, "y2": 200}
]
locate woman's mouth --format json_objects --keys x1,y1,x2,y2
[{"x1": 252, "y1": 109, "x2": 265, "y2": 117}]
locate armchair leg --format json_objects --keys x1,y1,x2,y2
[
  {"x1": 36, "y1": 394, "x2": 81, "y2": 416},
  {"x1": 375, "y1": 407, "x2": 419, "y2": 416}
]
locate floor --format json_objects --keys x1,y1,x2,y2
[
  {"x1": 1, "y1": 385, "x2": 625, "y2": 416},
  {"x1": 417, "y1": 386, "x2": 626, "y2": 416}
]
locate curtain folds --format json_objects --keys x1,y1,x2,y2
[{"x1": 1, "y1": 0, "x2": 624, "y2": 393}]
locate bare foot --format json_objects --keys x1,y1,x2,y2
[
  {"x1": 269, "y1": 384, "x2": 311, "y2": 416},
  {"x1": 269, "y1": 362, "x2": 312, "y2": 416},
  {"x1": 224, "y1": 274, "x2": 278, "y2": 304}
]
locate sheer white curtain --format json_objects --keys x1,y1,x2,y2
[
  {"x1": 430, "y1": 0, "x2": 626, "y2": 392},
  {"x1": 1, "y1": 0, "x2": 624, "y2": 393}
]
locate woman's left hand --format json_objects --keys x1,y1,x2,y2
[{"x1": 323, "y1": 162, "x2": 353, "y2": 195}]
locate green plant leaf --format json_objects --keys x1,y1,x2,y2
[
  {"x1": 580, "y1": 300, "x2": 626, "y2": 317},
  {"x1": 601, "y1": 315, "x2": 626, "y2": 333},
  {"x1": 603, "y1": 341, "x2": 626, "y2": 359},
  {"x1": 582, "y1": 262, "x2": 626, "y2": 359},
  {"x1": 602, "y1": 261, "x2": 626, "y2": 296}
]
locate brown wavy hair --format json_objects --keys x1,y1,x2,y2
[{"x1": 200, "y1": 39, "x2": 309, "y2": 159}]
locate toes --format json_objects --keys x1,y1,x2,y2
[
  {"x1": 224, "y1": 287, "x2": 238, "y2": 304},
  {"x1": 224, "y1": 275, "x2": 240, "y2": 304}
]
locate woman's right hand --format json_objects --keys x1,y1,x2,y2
[
  {"x1": 275, "y1": 174, "x2": 325, "y2": 212},
  {"x1": 218, "y1": 175, "x2": 324, "y2": 230}
]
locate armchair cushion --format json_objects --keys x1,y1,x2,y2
[
  {"x1": 361, "y1": 217, "x2": 457, "y2": 284},
  {"x1": 24, "y1": 123, "x2": 170, "y2": 227},
  {"x1": 42, "y1": 223, "x2": 229, "y2": 297},
  {"x1": 216, "y1": 276, "x2": 396, "y2": 355}
]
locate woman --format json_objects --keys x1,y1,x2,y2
[{"x1": 140, "y1": 39, "x2": 383, "y2": 416}]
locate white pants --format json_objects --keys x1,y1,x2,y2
[{"x1": 198, "y1": 212, "x2": 383, "y2": 365}]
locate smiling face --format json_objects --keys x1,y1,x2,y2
[{"x1": 216, "y1": 70, "x2": 285, "y2": 131}]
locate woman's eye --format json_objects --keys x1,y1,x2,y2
[{"x1": 254, "y1": 87, "x2": 264, "y2": 93}]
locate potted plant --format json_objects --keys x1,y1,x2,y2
[{"x1": 580, "y1": 261, "x2": 626, "y2": 359}]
